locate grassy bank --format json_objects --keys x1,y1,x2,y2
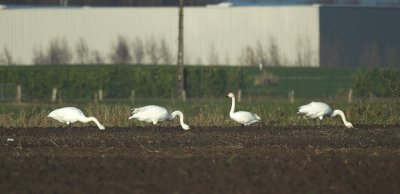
[{"x1": 1, "y1": 97, "x2": 399, "y2": 128}]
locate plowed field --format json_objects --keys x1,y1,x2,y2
[{"x1": 1, "y1": 125, "x2": 400, "y2": 194}]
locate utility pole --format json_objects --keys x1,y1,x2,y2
[{"x1": 176, "y1": 0, "x2": 185, "y2": 100}]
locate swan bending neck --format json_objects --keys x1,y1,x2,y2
[
  {"x1": 171, "y1": 111, "x2": 187, "y2": 126},
  {"x1": 82, "y1": 116, "x2": 104, "y2": 129},
  {"x1": 332, "y1": 109, "x2": 352, "y2": 126}
]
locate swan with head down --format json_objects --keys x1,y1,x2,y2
[
  {"x1": 129, "y1": 105, "x2": 190, "y2": 130},
  {"x1": 297, "y1": 101, "x2": 353, "y2": 128},
  {"x1": 47, "y1": 107, "x2": 105, "y2": 130}
]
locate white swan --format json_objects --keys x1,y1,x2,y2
[
  {"x1": 47, "y1": 107, "x2": 105, "y2": 130},
  {"x1": 227, "y1": 92, "x2": 261, "y2": 126},
  {"x1": 297, "y1": 102, "x2": 353, "y2": 128},
  {"x1": 128, "y1": 105, "x2": 190, "y2": 130}
]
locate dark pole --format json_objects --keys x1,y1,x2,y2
[{"x1": 177, "y1": 0, "x2": 185, "y2": 100}]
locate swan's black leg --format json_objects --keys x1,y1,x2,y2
[{"x1": 67, "y1": 123, "x2": 72, "y2": 134}]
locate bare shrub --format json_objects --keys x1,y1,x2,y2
[
  {"x1": 146, "y1": 37, "x2": 160, "y2": 64},
  {"x1": 131, "y1": 38, "x2": 145, "y2": 64},
  {"x1": 48, "y1": 38, "x2": 73, "y2": 64},
  {"x1": 75, "y1": 38, "x2": 90, "y2": 64},
  {"x1": 3, "y1": 47, "x2": 13, "y2": 65},
  {"x1": 238, "y1": 45, "x2": 256, "y2": 66},
  {"x1": 91, "y1": 50, "x2": 104, "y2": 64},
  {"x1": 159, "y1": 38, "x2": 173, "y2": 64},
  {"x1": 0, "y1": 53, "x2": 4, "y2": 65},
  {"x1": 268, "y1": 37, "x2": 281, "y2": 66},
  {"x1": 0, "y1": 54, "x2": 5, "y2": 65},
  {"x1": 0, "y1": 47, "x2": 13, "y2": 65},
  {"x1": 238, "y1": 39, "x2": 284, "y2": 67},
  {"x1": 110, "y1": 36, "x2": 131, "y2": 64},
  {"x1": 255, "y1": 41, "x2": 269, "y2": 66},
  {"x1": 32, "y1": 47, "x2": 49, "y2": 65}
]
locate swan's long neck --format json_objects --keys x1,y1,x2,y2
[
  {"x1": 171, "y1": 111, "x2": 188, "y2": 128},
  {"x1": 230, "y1": 96, "x2": 236, "y2": 116},
  {"x1": 332, "y1": 110, "x2": 352, "y2": 127},
  {"x1": 81, "y1": 116, "x2": 105, "y2": 130}
]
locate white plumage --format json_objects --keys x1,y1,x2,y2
[
  {"x1": 297, "y1": 102, "x2": 353, "y2": 128},
  {"x1": 47, "y1": 107, "x2": 105, "y2": 130},
  {"x1": 128, "y1": 105, "x2": 190, "y2": 130},
  {"x1": 227, "y1": 92, "x2": 261, "y2": 126}
]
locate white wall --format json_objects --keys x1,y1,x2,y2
[{"x1": 0, "y1": 6, "x2": 320, "y2": 66}]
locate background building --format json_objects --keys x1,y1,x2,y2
[{"x1": 0, "y1": 4, "x2": 399, "y2": 66}]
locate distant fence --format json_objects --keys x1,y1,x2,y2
[
  {"x1": 0, "y1": 65, "x2": 361, "y2": 103},
  {"x1": 0, "y1": 65, "x2": 244, "y2": 101}
]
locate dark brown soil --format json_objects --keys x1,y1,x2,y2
[{"x1": 1, "y1": 125, "x2": 400, "y2": 194}]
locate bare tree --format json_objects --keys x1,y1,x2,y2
[
  {"x1": 32, "y1": 47, "x2": 49, "y2": 65},
  {"x1": 0, "y1": 53, "x2": 4, "y2": 65},
  {"x1": 47, "y1": 38, "x2": 73, "y2": 64},
  {"x1": 255, "y1": 41, "x2": 268, "y2": 66},
  {"x1": 268, "y1": 37, "x2": 281, "y2": 66},
  {"x1": 75, "y1": 38, "x2": 90, "y2": 64},
  {"x1": 91, "y1": 50, "x2": 104, "y2": 64},
  {"x1": 0, "y1": 51, "x2": 5, "y2": 65},
  {"x1": 238, "y1": 45, "x2": 256, "y2": 66},
  {"x1": 0, "y1": 47, "x2": 13, "y2": 65},
  {"x1": 131, "y1": 37, "x2": 145, "y2": 64},
  {"x1": 146, "y1": 37, "x2": 160, "y2": 64},
  {"x1": 110, "y1": 36, "x2": 131, "y2": 64},
  {"x1": 159, "y1": 38, "x2": 173, "y2": 64}
]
